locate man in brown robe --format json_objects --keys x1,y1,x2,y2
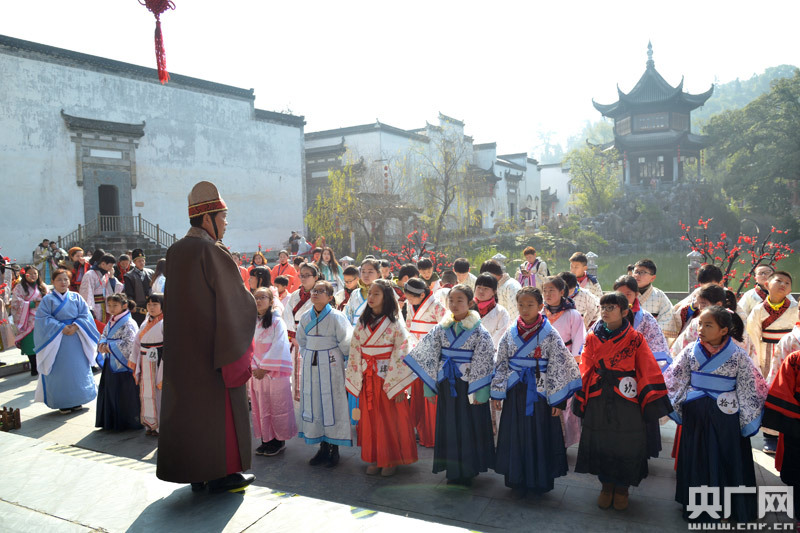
[{"x1": 157, "y1": 181, "x2": 257, "y2": 493}]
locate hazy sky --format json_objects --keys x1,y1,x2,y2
[{"x1": 3, "y1": 1, "x2": 798, "y2": 158}]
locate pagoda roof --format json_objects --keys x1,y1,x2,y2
[
  {"x1": 614, "y1": 130, "x2": 709, "y2": 151},
  {"x1": 593, "y1": 42, "x2": 713, "y2": 118}
]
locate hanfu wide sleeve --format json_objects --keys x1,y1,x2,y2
[
  {"x1": 567, "y1": 310, "x2": 586, "y2": 359},
  {"x1": 464, "y1": 328, "x2": 496, "y2": 396},
  {"x1": 663, "y1": 343, "x2": 694, "y2": 424},
  {"x1": 333, "y1": 311, "x2": 353, "y2": 355},
  {"x1": 641, "y1": 312, "x2": 671, "y2": 368},
  {"x1": 634, "y1": 335, "x2": 673, "y2": 421},
  {"x1": 404, "y1": 325, "x2": 443, "y2": 392},
  {"x1": 383, "y1": 321, "x2": 416, "y2": 399},
  {"x1": 345, "y1": 325, "x2": 365, "y2": 397},
  {"x1": 263, "y1": 317, "x2": 292, "y2": 377},
  {"x1": 490, "y1": 331, "x2": 514, "y2": 399},
  {"x1": 767, "y1": 331, "x2": 800, "y2": 385},
  {"x1": 543, "y1": 332, "x2": 582, "y2": 407},
  {"x1": 735, "y1": 349, "x2": 768, "y2": 437}
]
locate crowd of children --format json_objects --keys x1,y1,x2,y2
[{"x1": 5, "y1": 241, "x2": 800, "y2": 523}]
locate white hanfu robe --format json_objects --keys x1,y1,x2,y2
[
  {"x1": 343, "y1": 288, "x2": 369, "y2": 327},
  {"x1": 131, "y1": 314, "x2": 164, "y2": 431},
  {"x1": 497, "y1": 274, "x2": 522, "y2": 321},
  {"x1": 407, "y1": 293, "x2": 447, "y2": 347},
  {"x1": 78, "y1": 268, "x2": 122, "y2": 322},
  {"x1": 296, "y1": 305, "x2": 352, "y2": 446},
  {"x1": 766, "y1": 325, "x2": 800, "y2": 385},
  {"x1": 481, "y1": 304, "x2": 511, "y2": 350},
  {"x1": 740, "y1": 287, "x2": 796, "y2": 319},
  {"x1": 638, "y1": 285, "x2": 673, "y2": 331},
  {"x1": 571, "y1": 286, "x2": 599, "y2": 329},
  {"x1": 283, "y1": 289, "x2": 314, "y2": 401},
  {"x1": 746, "y1": 299, "x2": 799, "y2": 379},
  {"x1": 578, "y1": 274, "x2": 603, "y2": 301}
]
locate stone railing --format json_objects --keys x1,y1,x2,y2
[{"x1": 57, "y1": 214, "x2": 177, "y2": 251}]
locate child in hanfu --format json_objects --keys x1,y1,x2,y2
[
  {"x1": 283, "y1": 262, "x2": 318, "y2": 402},
  {"x1": 249, "y1": 287, "x2": 296, "y2": 457},
  {"x1": 296, "y1": 281, "x2": 352, "y2": 467},
  {"x1": 96, "y1": 293, "x2": 142, "y2": 430},
  {"x1": 404, "y1": 277, "x2": 447, "y2": 448},
  {"x1": 130, "y1": 293, "x2": 164, "y2": 436},
  {"x1": 745, "y1": 270, "x2": 797, "y2": 454},
  {"x1": 346, "y1": 279, "x2": 417, "y2": 477},
  {"x1": 573, "y1": 292, "x2": 673, "y2": 511},
  {"x1": 664, "y1": 306, "x2": 768, "y2": 523},
  {"x1": 404, "y1": 284, "x2": 496, "y2": 486},
  {"x1": 492, "y1": 287, "x2": 581, "y2": 499},
  {"x1": 542, "y1": 276, "x2": 585, "y2": 449}
]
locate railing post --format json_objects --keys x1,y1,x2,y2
[
  {"x1": 687, "y1": 250, "x2": 703, "y2": 290},
  {"x1": 586, "y1": 251, "x2": 599, "y2": 279},
  {"x1": 138, "y1": 213, "x2": 143, "y2": 236},
  {"x1": 156, "y1": 224, "x2": 160, "y2": 246},
  {"x1": 78, "y1": 224, "x2": 82, "y2": 243}
]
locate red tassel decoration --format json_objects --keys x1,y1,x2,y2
[{"x1": 140, "y1": 0, "x2": 175, "y2": 84}]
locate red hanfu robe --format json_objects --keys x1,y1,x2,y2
[
  {"x1": 346, "y1": 316, "x2": 417, "y2": 467},
  {"x1": 763, "y1": 350, "x2": 800, "y2": 476}
]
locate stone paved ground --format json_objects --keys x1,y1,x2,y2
[{"x1": 0, "y1": 348, "x2": 791, "y2": 532}]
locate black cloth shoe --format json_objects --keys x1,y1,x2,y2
[
  {"x1": 255, "y1": 442, "x2": 270, "y2": 456},
  {"x1": 763, "y1": 435, "x2": 778, "y2": 454},
  {"x1": 208, "y1": 473, "x2": 255, "y2": 494},
  {"x1": 191, "y1": 482, "x2": 208, "y2": 492},
  {"x1": 309, "y1": 442, "x2": 330, "y2": 466},
  {"x1": 264, "y1": 440, "x2": 286, "y2": 457},
  {"x1": 325, "y1": 444, "x2": 340, "y2": 468}
]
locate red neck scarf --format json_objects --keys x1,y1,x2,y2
[
  {"x1": 474, "y1": 297, "x2": 496, "y2": 318},
  {"x1": 516, "y1": 314, "x2": 544, "y2": 341},
  {"x1": 631, "y1": 298, "x2": 641, "y2": 313},
  {"x1": 293, "y1": 287, "x2": 311, "y2": 315}
]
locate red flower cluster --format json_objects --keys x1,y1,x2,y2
[
  {"x1": 678, "y1": 218, "x2": 795, "y2": 296},
  {"x1": 372, "y1": 230, "x2": 451, "y2": 274}
]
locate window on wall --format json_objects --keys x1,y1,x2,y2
[
  {"x1": 634, "y1": 113, "x2": 668, "y2": 132},
  {"x1": 672, "y1": 113, "x2": 689, "y2": 131},
  {"x1": 616, "y1": 116, "x2": 631, "y2": 136}
]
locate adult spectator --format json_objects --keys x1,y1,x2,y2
[
  {"x1": 12, "y1": 265, "x2": 48, "y2": 375},
  {"x1": 33, "y1": 239, "x2": 52, "y2": 284},
  {"x1": 33, "y1": 268, "x2": 99, "y2": 413},
  {"x1": 271, "y1": 250, "x2": 299, "y2": 293},
  {"x1": 123, "y1": 249, "x2": 153, "y2": 326}
]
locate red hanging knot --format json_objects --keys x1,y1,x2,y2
[{"x1": 140, "y1": 0, "x2": 175, "y2": 84}]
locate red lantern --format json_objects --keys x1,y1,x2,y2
[{"x1": 139, "y1": 0, "x2": 176, "y2": 84}]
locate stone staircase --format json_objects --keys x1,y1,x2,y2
[
  {"x1": 82, "y1": 234, "x2": 169, "y2": 267},
  {"x1": 57, "y1": 215, "x2": 176, "y2": 268}
]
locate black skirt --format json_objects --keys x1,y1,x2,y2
[
  {"x1": 574, "y1": 390, "x2": 648, "y2": 486},
  {"x1": 645, "y1": 418, "x2": 662, "y2": 458},
  {"x1": 96, "y1": 362, "x2": 143, "y2": 430},
  {"x1": 676, "y1": 397, "x2": 756, "y2": 523},
  {"x1": 433, "y1": 378, "x2": 495, "y2": 479},
  {"x1": 494, "y1": 384, "x2": 568, "y2": 491}
]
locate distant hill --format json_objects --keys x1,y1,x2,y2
[{"x1": 693, "y1": 64, "x2": 798, "y2": 131}]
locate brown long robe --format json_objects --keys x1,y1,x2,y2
[{"x1": 157, "y1": 227, "x2": 256, "y2": 483}]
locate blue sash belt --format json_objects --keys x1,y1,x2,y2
[
  {"x1": 685, "y1": 371, "x2": 736, "y2": 403},
  {"x1": 508, "y1": 357, "x2": 548, "y2": 416},
  {"x1": 438, "y1": 347, "x2": 473, "y2": 397}
]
